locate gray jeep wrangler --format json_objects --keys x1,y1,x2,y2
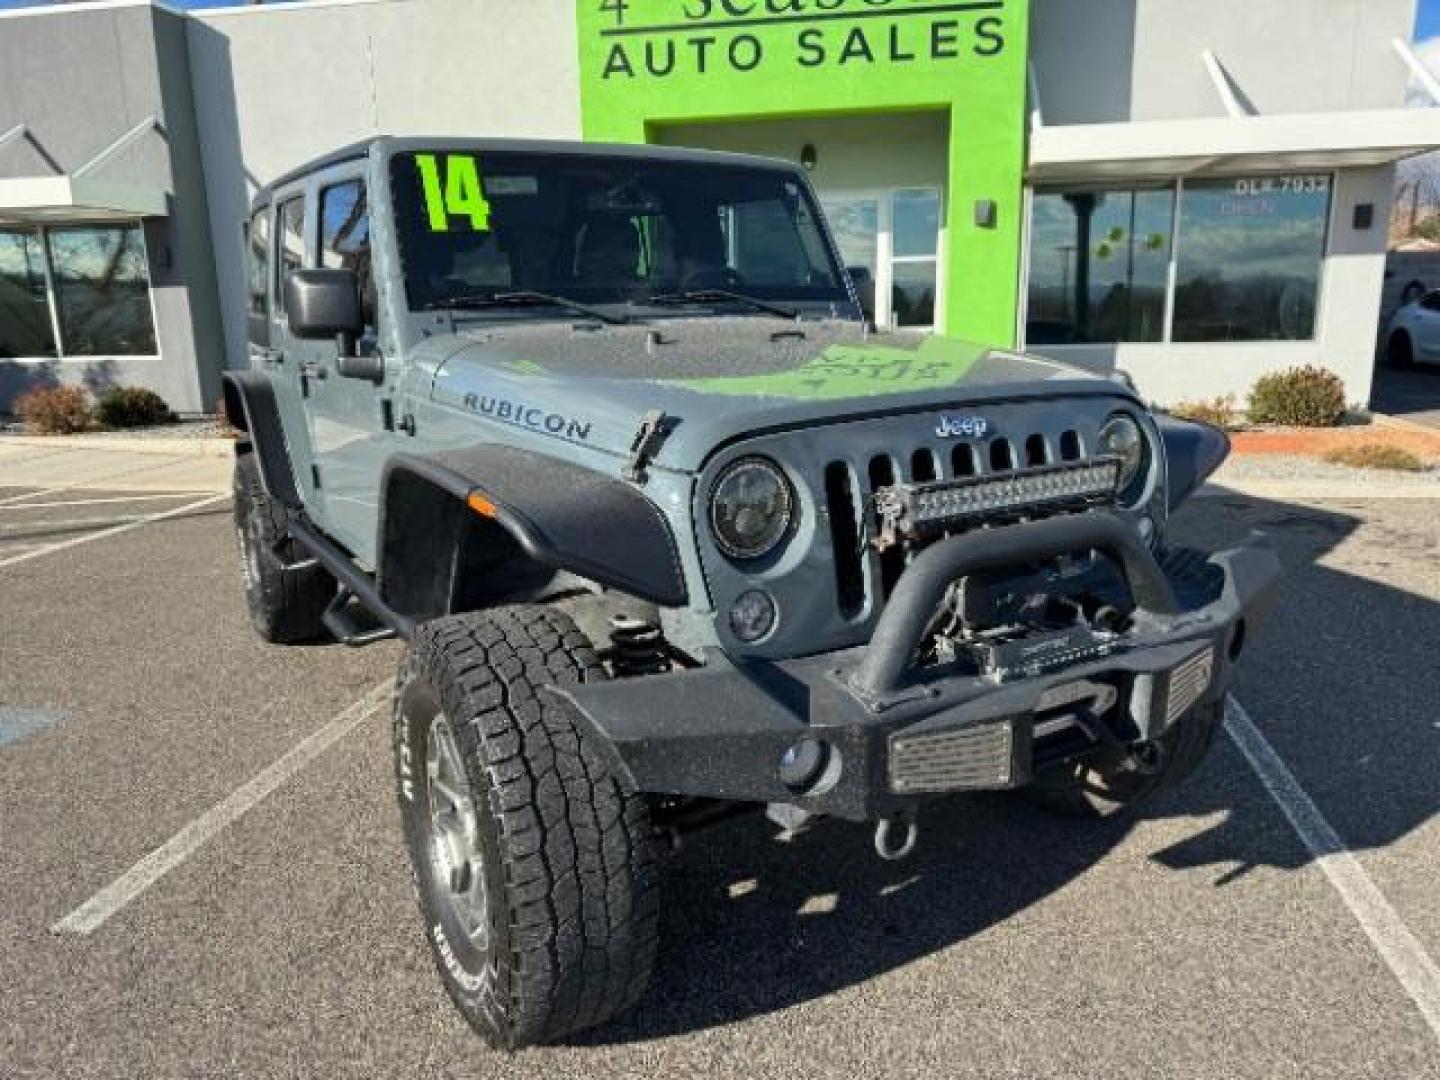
[{"x1": 225, "y1": 137, "x2": 1279, "y2": 1048}]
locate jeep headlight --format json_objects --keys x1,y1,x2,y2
[
  {"x1": 709, "y1": 456, "x2": 794, "y2": 561},
  {"x1": 1098, "y1": 414, "x2": 1149, "y2": 507}
]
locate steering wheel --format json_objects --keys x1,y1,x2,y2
[{"x1": 681, "y1": 266, "x2": 745, "y2": 291}]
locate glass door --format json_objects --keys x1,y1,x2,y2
[
  {"x1": 820, "y1": 194, "x2": 880, "y2": 321},
  {"x1": 889, "y1": 188, "x2": 941, "y2": 330},
  {"x1": 820, "y1": 187, "x2": 942, "y2": 331}
]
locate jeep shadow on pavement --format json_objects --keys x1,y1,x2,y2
[
  {"x1": 573, "y1": 489, "x2": 1440, "y2": 1044},
  {"x1": 223, "y1": 136, "x2": 1281, "y2": 1049}
]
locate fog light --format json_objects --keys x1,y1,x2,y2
[
  {"x1": 729, "y1": 589, "x2": 777, "y2": 643},
  {"x1": 779, "y1": 737, "x2": 827, "y2": 791}
]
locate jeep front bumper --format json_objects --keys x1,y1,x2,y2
[{"x1": 554, "y1": 512, "x2": 1281, "y2": 823}]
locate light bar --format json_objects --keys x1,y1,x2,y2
[{"x1": 874, "y1": 458, "x2": 1121, "y2": 543}]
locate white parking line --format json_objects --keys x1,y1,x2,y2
[
  {"x1": 0, "y1": 492, "x2": 212, "y2": 511},
  {"x1": 0, "y1": 488, "x2": 58, "y2": 508},
  {"x1": 0, "y1": 494, "x2": 227, "y2": 571},
  {"x1": 0, "y1": 514, "x2": 146, "y2": 532},
  {"x1": 1225, "y1": 697, "x2": 1440, "y2": 1041},
  {"x1": 51, "y1": 683, "x2": 392, "y2": 936}
]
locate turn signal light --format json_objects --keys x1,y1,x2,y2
[{"x1": 467, "y1": 491, "x2": 498, "y2": 518}]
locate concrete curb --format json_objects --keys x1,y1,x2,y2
[{"x1": 0, "y1": 434, "x2": 236, "y2": 460}]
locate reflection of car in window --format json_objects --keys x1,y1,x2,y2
[{"x1": 1386, "y1": 288, "x2": 1440, "y2": 369}]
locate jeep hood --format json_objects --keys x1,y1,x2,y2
[{"x1": 425, "y1": 319, "x2": 1130, "y2": 473}]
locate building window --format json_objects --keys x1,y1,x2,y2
[
  {"x1": 1172, "y1": 175, "x2": 1331, "y2": 342},
  {"x1": 247, "y1": 207, "x2": 270, "y2": 317},
  {"x1": 0, "y1": 223, "x2": 156, "y2": 360},
  {"x1": 0, "y1": 227, "x2": 57, "y2": 359},
  {"x1": 1027, "y1": 188, "x2": 1174, "y2": 345},
  {"x1": 43, "y1": 225, "x2": 157, "y2": 357},
  {"x1": 1027, "y1": 174, "x2": 1332, "y2": 347},
  {"x1": 319, "y1": 180, "x2": 375, "y2": 330}
]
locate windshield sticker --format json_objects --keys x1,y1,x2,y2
[
  {"x1": 664, "y1": 337, "x2": 989, "y2": 401},
  {"x1": 485, "y1": 175, "x2": 539, "y2": 196},
  {"x1": 416, "y1": 153, "x2": 493, "y2": 233}
]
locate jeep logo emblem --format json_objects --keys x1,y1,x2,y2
[{"x1": 935, "y1": 414, "x2": 989, "y2": 439}]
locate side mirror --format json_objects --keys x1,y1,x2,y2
[{"x1": 285, "y1": 268, "x2": 362, "y2": 341}]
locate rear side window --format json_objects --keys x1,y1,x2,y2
[
  {"x1": 246, "y1": 207, "x2": 269, "y2": 317},
  {"x1": 319, "y1": 179, "x2": 376, "y2": 331},
  {"x1": 275, "y1": 195, "x2": 305, "y2": 316}
]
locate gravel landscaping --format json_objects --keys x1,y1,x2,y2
[
  {"x1": 1213, "y1": 452, "x2": 1440, "y2": 487},
  {"x1": 0, "y1": 418, "x2": 231, "y2": 440}
]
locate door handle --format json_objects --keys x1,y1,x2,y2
[{"x1": 300, "y1": 360, "x2": 328, "y2": 381}]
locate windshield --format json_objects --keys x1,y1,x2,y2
[{"x1": 388, "y1": 150, "x2": 849, "y2": 314}]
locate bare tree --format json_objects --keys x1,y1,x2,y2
[{"x1": 1393, "y1": 152, "x2": 1440, "y2": 245}]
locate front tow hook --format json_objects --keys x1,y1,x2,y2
[{"x1": 874, "y1": 810, "x2": 919, "y2": 861}]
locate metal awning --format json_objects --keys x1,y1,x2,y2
[
  {"x1": 1029, "y1": 108, "x2": 1440, "y2": 185},
  {"x1": 0, "y1": 116, "x2": 168, "y2": 225},
  {"x1": 0, "y1": 174, "x2": 169, "y2": 225}
]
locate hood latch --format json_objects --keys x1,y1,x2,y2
[{"x1": 623, "y1": 409, "x2": 674, "y2": 484}]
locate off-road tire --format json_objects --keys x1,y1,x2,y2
[
  {"x1": 231, "y1": 454, "x2": 333, "y2": 643},
  {"x1": 1022, "y1": 698, "x2": 1223, "y2": 818},
  {"x1": 1387, "y1": 332, "x2": 1414, "y2": 371},
  {"x1": 392, "y1": 606, "x2": 659, "y2": 1048}
]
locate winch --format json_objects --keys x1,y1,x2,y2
[{"x1": 919, "y1": 563, "x2": 1131, "y2": 683}]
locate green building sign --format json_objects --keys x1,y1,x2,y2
[{"x1": 576, "y1": 0, "x2": 1032, "y2": 346}]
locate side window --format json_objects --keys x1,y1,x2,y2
[
  {"x1": 319, "y1": 179, "x2": 376, "y2": 331},
  {"x1": 1422, "y1": 291, "x2": 1440, "y2": 313},
  {"x1": 246, "y1": 207, "x2": 269, "y2": 317},
  {"x1": 275, "y1": 195, "x2": 305, "y2": 317}
]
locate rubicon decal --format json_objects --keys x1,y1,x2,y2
[{"x1": 462, "y1": 393, "x2": 595, "y2": 442}]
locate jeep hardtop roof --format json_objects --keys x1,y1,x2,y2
[{"x1": 250, "y1": 136, "x2": 804, "y2": 210}]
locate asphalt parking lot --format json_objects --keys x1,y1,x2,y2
[{"x1": 1, "y1": 453, "x2": 1438, "y2": 1077}]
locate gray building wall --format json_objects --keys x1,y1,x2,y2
[
  {"x1": 186, "y1": 0, "x2": 582, "y2": 373},
  {"x1": 1031, "y1": 0, "x2": 1417, "y2": 125},
  {"x1": 0, "y1": 1, "x2": 224, "y2": 413}
]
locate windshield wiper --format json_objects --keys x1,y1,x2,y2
[
  {"x1": 647, "y1": 289, "x2": 797, "y2": 321},
  {"x1": 425, "y1": 290, "x2": 629, "y2": 325}
]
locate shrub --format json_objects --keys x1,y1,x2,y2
[
  {"x1": 1322, "y1": 444, "x2": 1427, "y2": 472},
  {"x1": 1170, "y1": 394, "x2": 1238, "y2": 430},
  {"x1": 1247, "y1": 366, "x2": 1346, "y2": 428},
  {"x1": 95, "y1": 387, "x2": 174, "y2": 429},
  {"x1": 13, "y1": 386, "x2": 93, "y2": 435}
]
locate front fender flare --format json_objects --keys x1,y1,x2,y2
[
  {"x1": 378, "y1": 445, "x2": 688, "y2": 618},
  {"x1": 1158, "y1": 414, "x2": 1230, "y2": 512},
  {"x1": 221, "y1": 371, "x2": 301, "y2": 508}
]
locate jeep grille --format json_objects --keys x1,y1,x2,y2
[{"x1": 824, "y1": 429, "x2": 1087, "y2": 618}]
